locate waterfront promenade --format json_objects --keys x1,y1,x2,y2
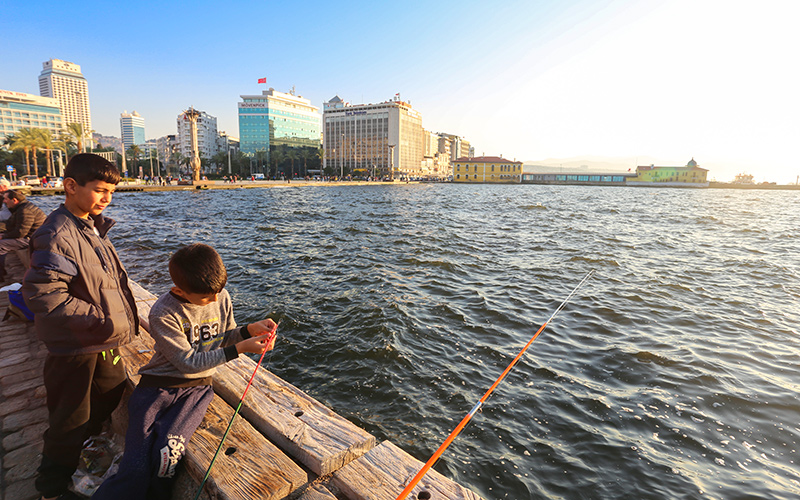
[{"x1": 29, "y1": 178, "x2": 410, "y2": 196}]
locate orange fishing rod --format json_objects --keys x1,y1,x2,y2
[{"x1": 395, "y1": 270, "x2": 595, "y2": 500}]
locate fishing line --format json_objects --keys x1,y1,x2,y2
[
  {"x1": 192, "y1": 320, "x2": 280, "y2": 500},
  {"x1": 395, "y1": 270, "x2": 595, "y2": 500}
]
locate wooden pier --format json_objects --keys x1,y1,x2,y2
[{"x1": 0, "y1": 254, "x2": 483, "y2": 500}]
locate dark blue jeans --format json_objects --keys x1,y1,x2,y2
[{"x1": 92, "y1": 384, "x2": 214, "y2": 500}]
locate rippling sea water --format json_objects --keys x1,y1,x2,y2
[{"x1": 34, "y1": 184, "x2": 800, "y2": 499}]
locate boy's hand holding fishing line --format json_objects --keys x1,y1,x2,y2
[{"x1": 238, "y1": 318, "x2": 279, "y2": 354}]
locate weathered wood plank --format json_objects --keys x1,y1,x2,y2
[
  {"x1": 117, "y1": 330, "x2": 155, "y2": 387},
  {"x1": 185, "y1": 395, "x2": 308, "y2": 500},
  {"x1": 295, "y1": 483, "x2": 338, "y2": 500},
  {"x1": 213, "y1": 356, "x2": 376, "y2": 476},
  {"x1": 127, "y1": 279, "x2": 158, "y2": 331},
  {"x1": 331, "y1": 441, "x2": 484, "y2": 500}
]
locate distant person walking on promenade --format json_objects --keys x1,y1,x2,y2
[
  {"x1": 0, "y1": 190, "x2": 46, "y2": 280},
  {"x1": 22, "y1": 153, "x2": 139, "y2": 500}
]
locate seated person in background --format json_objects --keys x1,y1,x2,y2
[
  {"x1": 0, "y1": 178, "x2": 11, "y2": 232},
  {"x1": 92, "y1": 243, "x2": 278, "y2": 500},
  {"x1": 0, "y1": 189, "x2": 46, "y2": 280},
  {"x1": 0, "y1": 179, "x2": 11, "y2": 278}
]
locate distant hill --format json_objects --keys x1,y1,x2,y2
[{"x1": 93, "y1": 133, "x2": 123, "y2": 154}]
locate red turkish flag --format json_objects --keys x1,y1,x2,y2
[{"x1": 258, "y1": 78, "x2": 267, "y2": 84}]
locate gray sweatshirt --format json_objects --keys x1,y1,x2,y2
[{"x1": 138, "y1": 289, "x2": 249, "y2": 386}]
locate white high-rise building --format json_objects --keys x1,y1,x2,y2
[
  {"x1": 38, "y1": 59, "x2": 91, "y2": 133},
  {"x1": 0, "y1": 89, "x2": 64, "y2": 140},
  {"x1": 177, "y1": 109, "x2": 219, "y2": 161},
  {"x1": 120, "y1": 111, "x2": 146, "y2": 149},
  {"x1": 323, "y1": 95, "x2": 423, "y2": 178}
]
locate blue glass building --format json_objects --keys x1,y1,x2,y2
[{"x1": 238, "y1": 88, "x2": 321, "y2": 158}]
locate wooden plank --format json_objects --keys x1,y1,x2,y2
[
  {"x1": 295, "y1": 483, "x2": 338, "y2": 500},
  {"x1": 185, "y1": 394, "x2": 308, "y2": 500},
  {"x1": 118, "y1": 329, "x2": 155, "y2": 386},
  {"x1": 127, "y1": 279, "x2": 158, "y2": 331},
  {"x1": 331, "y1": 441, "x2": 484, "y2": 500},
  {"x1": 213, "y1": 356, "x2": 376, "y2": 475}
]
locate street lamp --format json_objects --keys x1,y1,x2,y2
[
  {"x1": 227, "y1": 147, "x2": 234, "y2": 175},
  {"x1": 148, "y1": 147, "x2": 154, "y2": 180}
]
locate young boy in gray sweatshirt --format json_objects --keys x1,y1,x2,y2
[{"x1": 93, "y1": 243, "x2": 277, "y2": 500}]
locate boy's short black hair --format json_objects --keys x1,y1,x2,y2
[
  {"x1": 64, "y1": 153, "x2": 121, "y2": 186},
  {"x1": 169, "y1": 243, "x2": 228, "y2": 295}
]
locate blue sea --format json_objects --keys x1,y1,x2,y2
[{"x1": 33, "y1": 184, "x2": 800, "y2": 499}]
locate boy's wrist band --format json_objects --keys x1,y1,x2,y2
[{"x1": 240, "y1": 323, "x2": 251, "y2": 339}]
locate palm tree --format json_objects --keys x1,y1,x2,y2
[
  {"x1": 316, "y1": 147, "x2": 324, "y2": 177},
  {"x1": 66, "y1": 123, "x2": 85, "y2": 153},
  {"x1": 127, "y1": 145, "x2": 142, "y2": 177},
  {"x1": 270, "y1": 149, "x2": 283, "y2": 179},
  {"x1": 300, "y1": 148, "x2": 313, "y2": 177},
  {"x1": 10, "y1": 128, "x2": 37, "y2": 176},
  {"x1": 286, "y1": 149, "x2": 297, "y2": 179},
  {"x1": 35, "y1": 129, "x2": 55, "y2": 177}
]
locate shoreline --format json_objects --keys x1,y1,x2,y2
[
  {"x1": 24, "y1": 178, "x2": 800, "y2": 196},
  {"x1": 27, "y1": 179, "x2": 418, "y2": 196}
]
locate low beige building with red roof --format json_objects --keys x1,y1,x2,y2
[{"x1": 453, "y1": 156, "x2": 522, "y2": 183}]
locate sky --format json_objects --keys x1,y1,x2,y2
[{"x1": 3, "y1": 0, "x2": 799, "y2": 183}]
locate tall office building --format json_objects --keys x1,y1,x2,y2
[
  {"x1": 177, "y1": 109, "x2": 219, "y2": 160},
  {"x1": 0, "y1": 89, "x2": 64, "y2": 140},
  {"x1": 238, "y1": 88, "x2": 321, "y2": 156},
  {"x1": 323, "y1": 95, "x2": 423, "y2": 178},
  {"x1": 120, "y1": 111, "x2": 146, "y2": 149},
  {"x1": 38, "y1": 59, "x2": 91, "y2": 132}
]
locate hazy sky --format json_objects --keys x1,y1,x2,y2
[{"x1": 3, "y1": 0, "x2": 799, "y2": 183}]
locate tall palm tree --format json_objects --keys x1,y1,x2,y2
[
  {"x1": 66, "y1": 123, "x2": 85, "y2": 153},
  {"x1": 270, "y1": 149, "x2": 284, "y2": 179},
  {"x1": 298, "y1": 148, "x2": 309, "y2": 178},
  {"x1": 316, "y1": 147, "x2": 324, "y2": 176},
  {"x1": 286, "y1": 149, "x2": 297, "y2": 179},
  {"x1": 35, "y1": 129, "x2": 54, "y2": 177},
  {"x1": 11, "y1": 128, "x2": 36, "y2": 176},
  {"x1": 127, "y1": 145, "x2": 142, "y2": 177}
]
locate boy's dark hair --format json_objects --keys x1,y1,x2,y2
[
  {"x1": 4, "y1": 189, "x2": 26, "y2": 202},
  {"x1": 169, "y1": 243, "x2": 227, "y2": 294},
  {"x1": 64, "y1": 153, "x2": 121, "y2": 186}
]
